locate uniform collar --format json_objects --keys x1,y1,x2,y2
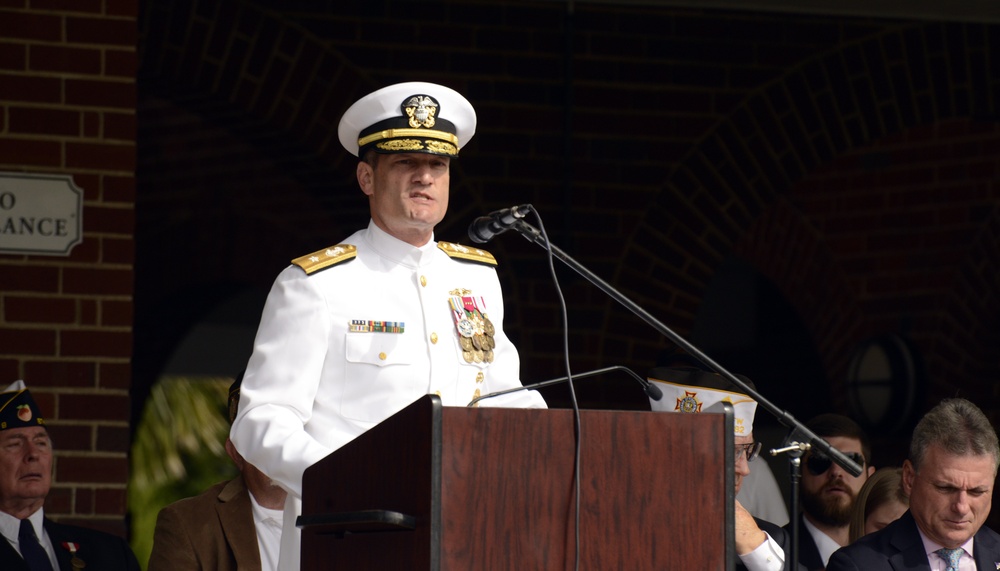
[{"x1": 364, "y1": 220, "x2": 439, "y2": 269}]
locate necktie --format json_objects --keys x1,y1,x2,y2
[
  {"x1": 936, "y1": 547, "x2": 963, "y2": 571},
  {"x1": 18, "y1": 519, "x2": 54, "y2": 571}
]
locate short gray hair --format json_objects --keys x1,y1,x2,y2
[{"x1": 909, "y1": 398, "x2": 999, "y2": 473}]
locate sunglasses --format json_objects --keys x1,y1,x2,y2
[{"x1": 805, "y1": 451, "x2": 865, "y2": 476}]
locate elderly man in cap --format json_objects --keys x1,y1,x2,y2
[
  {"x1": 0, "y1": 381, "x2": 140, "y2": 571},
  {"x1": 149, "y1": 373, "x2": 286, "y2": 571},
  {"x1": 648, "y1": 367, "x2": 798, "y2": 571},
  {"x1": 230, "y1": 82, "x2": 547, "y2": 569}
]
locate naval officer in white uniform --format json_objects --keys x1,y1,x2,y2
[{"x1": 230, "y1": 81, "x2": 548, "y2": 570}]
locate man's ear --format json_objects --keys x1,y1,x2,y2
[
  {"x1": 901, "y1": 459, "x2": 915, "y2": 495},
  {"x1": 357, "y1": 161, "x2": 375, "y2": 196}
]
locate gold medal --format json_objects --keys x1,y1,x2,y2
[
  {"x1": 72, "y1": 557, "x2": 85, "y2": 570},
  {"x1": 483, "y1": 317, "x2": 495, "y2": 336},
  {"x1": 459, "y1": 337, "x2": 474, "y2": 351},
  {"x1": 472, "y1": 334, "x2": 483, "y2": 350},
  {"x1": 462, "y1": 350, "x2": 474, "y2": 363},
  {"x1": 473, "y1": 350, "x2": 484, "y2": 363},
  {"x1": 485, "y1": 350, "x2": 494, "y2": 363}
]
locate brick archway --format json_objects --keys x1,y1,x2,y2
[{"x1": 625, "y1": 21, "x2": 1000, "y2": 408}]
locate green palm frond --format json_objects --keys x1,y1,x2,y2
[{"x1": 129, "y1": 376, "x2": 239, "y2": 569}]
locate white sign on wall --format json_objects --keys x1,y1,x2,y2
[{"x1": 0, "y1": 172, "x2": 83, "y2": 256}]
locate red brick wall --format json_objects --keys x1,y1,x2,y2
[
  {"x1": 0, "y1": 1, "x2": 137, "y2": 536},
  {"x1": 134, "y1": 2, "x2": 1000, "y2": 440}
]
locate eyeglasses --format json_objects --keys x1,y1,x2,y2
[
  {"x1": 805, "y1": 451, "x2": 865, "y2": 476},
  {"x1": 735, "y1": 442, "x2": 762, "y2": 463}
]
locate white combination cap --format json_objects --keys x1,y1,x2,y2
[{"x1": 338, "y1": 81, "x2": 477, "y2": 158}]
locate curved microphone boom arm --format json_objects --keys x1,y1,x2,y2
[{"x1": 509, "y1": 218, "x2": 862, "y2": 477}]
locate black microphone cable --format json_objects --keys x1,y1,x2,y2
[{"x1": 526, "y1": 205, "x2": 582, "y2": 571}]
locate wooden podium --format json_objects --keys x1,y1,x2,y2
[{"x1": 298, "y1": 395, "x2": 734, "y2": 569}]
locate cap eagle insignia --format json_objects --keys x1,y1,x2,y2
[{"x1": 403, "y1": 95, "x2": 438, "y2": 129}]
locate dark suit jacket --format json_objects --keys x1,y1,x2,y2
[
  {"x1": 827, "y1": 510, "x2": 1000, "y2": 571},
  {"x1": 738, "y1": 517, "x2": 805, "y2": 571},
  {"x1": 148, "y1": 476, "x2": 261, "y2": 571},
  {"x1": 0, "y1": 517, "x2": 140, "y2": 571},
  {"x1": 783, "y1": 513, "x2": 826, "y2": 570}
]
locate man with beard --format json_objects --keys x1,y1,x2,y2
[{"x1": 785, "y1": 414, "x2": 875, "y2": 570}]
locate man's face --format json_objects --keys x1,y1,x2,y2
[
  {"x1": 0, "y1": 426, "x2": 52, "y2": 516},
  {"x1": 734, "y1": 434, "x2": 754, "y2": 495},
  {"x1": 903, "y1": 443, "x2": 995, "y2": 549},
  {"x1": 800, "y1": 435, "x2": 871, "y2": 527},
  {"x1": 358, "y1": 152, "x2": 450, "y2": 247}
]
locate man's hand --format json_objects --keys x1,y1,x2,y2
[{"x1": 734, "y1": 499, "x2": 768, "y2": 555}]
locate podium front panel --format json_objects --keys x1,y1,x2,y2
[{"x1": 300, "y1": 396, "x2": 732, "y2": 570}]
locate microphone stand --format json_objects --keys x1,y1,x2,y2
[
  {"x1": 510, "y1": 217, "x2": 861, "y2": 566},
  {"x1": 511, "y1": 219, "x2": 860, "y2": 473},
  {"x1": 467, "y1": 365, "x2": 662, "y2": 407},
  {"x1": 771, "y1": 441, "x2": 808, "y2": 570}
]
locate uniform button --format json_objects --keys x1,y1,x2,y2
[
  {"x1": 476, "y1": 372, "x2": 484, "y2": 384},
  {"x1": 420, "y1": 275, "x2": 427, "y2": 287},
  {"x1": 430, "y1": 332, "x2": 438, "y2": 344},
  {"x1": 378, "y1": 352, "x2": 387, "y2": 360},
  {"x1": 434, "y1": 390, "x2": 442, "y2": 397}
]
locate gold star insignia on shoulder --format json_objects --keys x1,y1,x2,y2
[
  {"x1": 292, "y1": 244, "x2": 358, "y2": 274},
  {"x1": 438, "y1": 241, "x2": 497, "y2": 266}
]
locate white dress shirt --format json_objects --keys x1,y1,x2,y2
[
  {"x1": 0, "y1": 508, "x2": 58, "y2": 570},
  {"x1": 249, "y1": 494, "x2": 283, "y2": 571}
]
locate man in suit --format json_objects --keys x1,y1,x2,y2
[
  {"x1": 649, "y1": 366, "x2": 799, "y2": 571},
  {"x1": 149, "y1": 374, "x2": 287, "y2": 571},
  {"x1": 0, "y1": 380, "x2": 140, "y2": 571},
  {"x1": 828, "y1": 397, "x2": 1000, "y2": 571},
  {"x1": 786, "y1": 413, "x2": 875, "y2": 570}
]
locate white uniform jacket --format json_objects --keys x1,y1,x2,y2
[{"x1": 230, "y1": 221, "x2": 546, "y2": 569}]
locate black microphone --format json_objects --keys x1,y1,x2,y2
[
  {"x1": 467, "y1": 204, "x2": 532, "y2": 244},
  {"x1": 467, "y1": 365, "x2": 663, "y2": 407}
]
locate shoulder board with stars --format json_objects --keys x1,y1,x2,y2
[
  {"x1": 437, "y1": 241, "x2": 497, "y2": 266},
  {"x1": 291, "y1": 244, "x2": 358, "y2": 275}
]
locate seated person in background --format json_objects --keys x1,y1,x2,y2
[
  {"x1": 847, "y1": 467, "x2": 908, "y2": 543},
  {"x1": 0, "y1": 381, "x2": 140, "y2": 571},
  {"x1": 649, "y1": 366, "x2": 798, "y2": 571},
  {"x1": 149, "y1": 374, "x2": 287, "y2": 571},
  {"x1": 827, "y1": 397, "x2": 1000, "y2": 571},
  {"x1": 785, "y1": 413, "x2": 876, "y2": 570}
]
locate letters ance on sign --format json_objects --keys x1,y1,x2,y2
[{"x1": 0, "y1": 172, "x2": 83, "y2": 256}]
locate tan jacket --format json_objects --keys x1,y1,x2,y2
[{"x1": 148, "y1": 476, "x2": 260, "y2": 571}]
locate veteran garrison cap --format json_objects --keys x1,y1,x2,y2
[
  {"x1": 0, "y1": 380, "x2": 46, "y2": 431},
  {"x1": 647, "y1": 367, "x2": 757, "y2": 437},
  {"x1": 338, "y1": 82, "x2": 477, "y2": 158}
]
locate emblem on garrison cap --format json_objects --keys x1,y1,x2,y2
[
  {"x1": 404, "y1": 95, "x2": 438, "y2": 129},
  {"x1": 676, "y1": 391, "x2": 703, "y2": 414}
]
